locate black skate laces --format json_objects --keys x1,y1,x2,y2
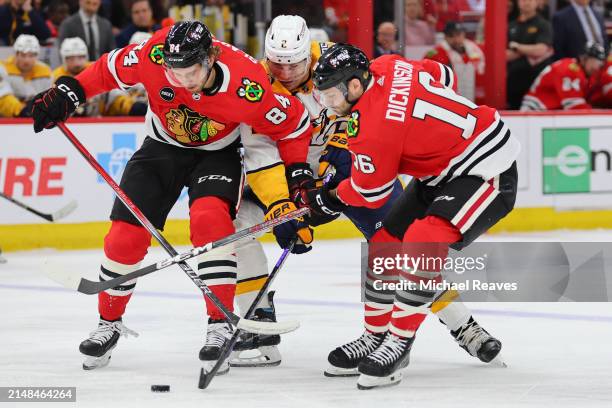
[
  {"x1": 340, "y1": 332, "x2": 383, "y2": 359},
  {"x1": 368, "y1": 333, "x2": 409, "y2": 366},
  {"x1": 206, "y1": 322, "x2": 232, "y2": 348},
  {"x1": 454, "y1": 319, "x2": 489, "y2": 357},
  {"x1": 88, "y1": 320, "x2": 139, "y2": 345}
]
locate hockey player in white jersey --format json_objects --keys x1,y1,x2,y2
[{"x1": 232, "y1": 15, "x2": 504, "y2": 373}]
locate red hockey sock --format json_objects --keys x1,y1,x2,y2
[
  {"x1": 99, "y1": 221, "x2": 151, "y2": 321},
  {"x1": 190, "y1": 197, "x2": 237, "y2": 320},
  {"x1": 389, "y1": 216, "x2": 462, "y2": 338}
]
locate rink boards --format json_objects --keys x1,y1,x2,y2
[{"x1": 1, "y1": 110, "x2": 612, "y2": 250}]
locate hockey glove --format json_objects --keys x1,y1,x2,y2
[
  {"x1": 318, "y1": 144, "x2": 352, "y2": 189},
  {"x1": 298, "y1": 184, "x2": 346, "y2": 226},
  {"x1": 265, "y1": 199, "x2": 314, "y2": 254},
  {"x1": 286, "y1": 162, "x2": 315, "y2": 203},
  {"x1": 32, "y1": 76, "x2": 86, "y2": 133}
]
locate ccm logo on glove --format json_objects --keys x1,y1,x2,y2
[{"x1": 57, "y1": 83, "x2": 81, "y2": 108}]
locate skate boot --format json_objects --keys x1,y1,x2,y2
[
  {"x1": 230, "y1": 291, "x2": 281, "y2": 367},
  {"x1": 199, "y1": 318, "x2": 233, "y2": 376},
  {"x1": 79, "y1": 317, "x2": 139, "y2": 370},
  {"x1": 324, "y1": 331, "x2": 386, "y2": 377},
  {"x1": 450, "y1": 316, "x2": 505, "y2": 366},
  {"x1": 357, "y1": 333, "x2": 415, "y2": 390}
]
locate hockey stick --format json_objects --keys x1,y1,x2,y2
[
  {"x1": 55, "y1": 122, "x2": 299, "y2": 336},
  {"x1": 0, "y1": 191, "x2": 77, "y2": 222},
  {"x1": 198, "y1": 239, "x2": 296, "y2": 389},
  {"x1": 45, "y1": 206, "x2": 308, "y2": 294}
]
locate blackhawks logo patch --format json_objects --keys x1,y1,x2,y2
[
  {"x1": 165, "y1": 104, "x2": 226, "y2": 144},
  {"x1": 237, "y1": 78, "x2": 264, "y2": 102},
  {"x1": 346, "y1": 111, "x2": 360, "y2": 138},
  {"x1": 149, "y1": 44, "x2": 165, "y2": 65}
]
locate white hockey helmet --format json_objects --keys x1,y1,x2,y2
[
  {"x1": 265, "y1": 15, "x2": 311, "y2": 65},
  {"x1": 13, "y1": 34, "x2": 40, "y2": 54},
  {"x1": 129, "y1": 31, "x2": 152, "y2": 45},
  {"x1": 60, "y1": 37, "x2": 88, "y2": 61}
]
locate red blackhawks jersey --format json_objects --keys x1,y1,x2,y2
[
  {"x1": 521, "y1": 58, "x2": 591, "y2": 111},
  {"x1": 588, "y1": 58, "x2": 612, "y2": 108},
  {"x1": 76, "y1": 26, "x2": 311, "y2": 165},
  {"x1": 336, "y1": 54, "x2": 520, "y2": 208}
]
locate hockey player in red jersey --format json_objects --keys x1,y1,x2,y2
[
  {"x1": 30, "y1": 21, "x2": 312, "y2": 373},
  {"x1": 521, "y1": 42, "x2": 606, "y2": 111},
  {"x1": 304, "y1": 44, "x2": 520, "y2": 389},
  {"x1": 588, "y1": 53, "x2": 612, "y2": 108}
]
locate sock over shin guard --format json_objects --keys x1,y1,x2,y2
[
  {"x1": 190, "y1": 196, "x2": 237, "y2": 320},
  {"x1": 388, "y1": 216, "x2": 462, "y2": 338},
  {"x1": 235, "y1": 237, "x2": 270, "y2": 315},
  {"x1": 99, "y1": 220, "x2": 151, "y2": 321}
]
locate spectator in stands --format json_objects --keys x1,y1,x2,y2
[
  {"x1": 45, "y1": 0, "x2": 70, "y2": 41},
  {"x1": 0, "y1": 0, "x2": 51, "y2": 45},
  {"x1": 374, "y1": 21, "x2": 400, "y2": 58},
  {"x1": 422, "y1": 0, "x2": 471, "y2": 32},
  {"x1": 552, "y1": 0, "x2": 609, "y2": 61},
  {"x1": 506, "y1": 0, "x2": 553, "y2": 109},
  {"x1": 0, "y1": 34, "x2": 50, "y2": 117},
  {"x1": 53, "y1": 36, "x2": 89, "y2": 80},
  {"x1": 58, "y1": 0, "x2": 115, "y2": 61},
  {"x1": 404, "y1": 0, "x2": 435, "y2": 46},
  {"x1": 521, "y1": 41, "x2": 606, "y2": 110},
  {"x1": 425, "y1": 21, "x2": 485, "y2": 102},
  {"x1": 115, "y1": 0, "x2": 160, "y2": 48}
]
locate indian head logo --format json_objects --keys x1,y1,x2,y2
[
  {"x1": 165, "y1": 104, "x2": 226, "y2": 144},
  {"x1": 237, "y1": 78, "x2": 264, "y2": 102},
  {"x1": 149, "y1": 44, "x2": 164, "y2": 65},
  {"x1": 347, "y1": 110, "x2": 360, "y2": 138}
]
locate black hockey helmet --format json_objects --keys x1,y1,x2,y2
[
  {"x1": 582, "y1": 41, "x2": 606, "y2": 61},
  {"x1": 163, "y1": 21, "x2": 213, "y2": 69},
  {"x1": 313, "y1": 43, "x2": 370, "y2": 91}
]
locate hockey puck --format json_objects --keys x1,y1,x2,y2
[{"x1": 151, "y1": 385, "x2": 170, "y2": 392}]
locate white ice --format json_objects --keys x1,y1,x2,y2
[{"x1": 1, "y1": 231, "x2": 612, "y2": 408}]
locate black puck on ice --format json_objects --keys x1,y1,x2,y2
[{"x1": 151, "y1": 385, "x2": 170, "y2": 392}]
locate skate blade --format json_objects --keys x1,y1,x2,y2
[
  {"x1": 323, "y1": 366, "x2": 360, "y2": 377},
  {"x1": 82, "y1": 352, "x2": 112, "y2": 370},
  {"x1": 357, "y1": 372, "x2": 403, "y2": 390},
  {"x1": 201, "y1": 359, "x2": 230, "y2": 376},
  {"x1": 229, "y1": 347, "x2": 281, "y2": 368},
  {"x1": 489, "y1": 354, "x2": 507, "y2": 368}
]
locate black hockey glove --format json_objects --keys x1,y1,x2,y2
[
  {"x1": 286, "y1": 162, "x2": 315, "y2": 203},
  {"x1": 32, "y1": 76, "x2": 86, "y2": 133},
  {"x1": 265, "y1": 199, "x2": 314, "y2": 254},
  {"x1": 298, "y1": 184, "x2": 346, "y2": 227}
]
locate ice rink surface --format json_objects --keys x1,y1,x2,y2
[{"x1": 1, "y1": 231, "x2": 612, "y2": 408}]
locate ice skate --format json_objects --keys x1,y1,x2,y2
[
  {"x1": 230, "y1": 292, "x2": 281, "y2": 367},
  {"x1": 356, "y1": 333, "x2": 414, "y2": 390},
  {"x1": 199, "y1": 318, "x2": 233, "y2": 376},
  {"x1": 79, "y1": 317, "x2": 138, "y2": 370},
  {"x1": 324, "y1": 331, "x2": 385, "y2": 377},
  {"x1": 450, "y1": 317, "x2": 506, "y2": 367}
]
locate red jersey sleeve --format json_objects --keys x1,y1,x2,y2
[
  {"x1": 335, "y1": 113, "x2": 401, "y2": 208},
  {"x1": 76, "y1": 41, "x2": 146, "y2": 99},
  {"x1": 420, "y1": 58, "x2": 458, "y2": 92},
  {"x1": 242, "y1": 82, "x2": 311, "y2": 166},
  {"x1": 553, "y1": 62, "x2": 591, "y2": 110}
]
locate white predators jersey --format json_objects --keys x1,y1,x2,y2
[{"x1": 260, "y1": 41, "x2": 347, "y2": 174}]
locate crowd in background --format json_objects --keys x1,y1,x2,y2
[{"x1": 0, "y1": 0, "x2": 611, "y2": 118}]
